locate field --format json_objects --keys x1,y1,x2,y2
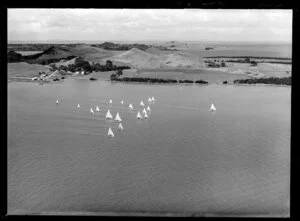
[{"x1": 8, "y1": 62, "x2": 51, "y2": 81}]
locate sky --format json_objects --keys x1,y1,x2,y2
[{"x1": 7, "y1": 9, "x2": 292, "y2": 43}]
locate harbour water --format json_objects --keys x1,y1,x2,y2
[{"x1": 8, "y1": 80, "x2": 290, "y2": 216}]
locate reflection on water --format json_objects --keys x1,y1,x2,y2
[{"x1": 8, "y1": 80, "x2": 290, "y2": 216}]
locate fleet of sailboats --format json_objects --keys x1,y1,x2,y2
[{"x1": 58, "y1": 95, "x2": 216, "y2": 139}]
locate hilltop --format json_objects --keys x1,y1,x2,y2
[{"x1": 106, "y1": 48, "x2": 204, "y2": 69}]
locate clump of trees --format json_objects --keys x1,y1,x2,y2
[
  {"x1": 110, "y1": 74, "x2": 208, "y2": 84},
  {"x1": 112, "y1": 77, "x2": 178, "y2": 83},
  {"x1": 49, "y1": 58, "x2": 130, "y2": 74},
  {"x1": 233, "y1": 76, "x2": 291, "y2": 86}
]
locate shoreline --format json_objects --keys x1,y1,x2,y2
[{"x1": 8, "y1": 77, "x2": 291, "y2": 87}]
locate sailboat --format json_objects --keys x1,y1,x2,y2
[
  {"x1": 106, "y1": 109, "x2": 113, "y2": 119},
  {"x1": 147, "y1": 106, "x2": 151, "y2": 112},
  {"x1": 142, "y1": 108, "x2": 147, "y2": 115},
  {"x1": 148, "y1": 97, "x2": 152, "y2": 103},
  {"x1": 129, "y1": 104, "x2": 133, "y2": 109},
  {"x1": 118, "y1": 123, "x2": 124, "y2": 130},
  {"x1": 96, "y1": 105, "x2": 100, "y2": 112},
  {"x1": 121, "y1": 100, "x2": 124, "y2": 104},
  {"x1": 115, "y1": 112, "x2": 122, "y2": 122},
  {"x1": 90, "y1": 108, "x2": 94, "y2": 114},
  {"x1": 137, "y1": 111, "x2": 143, "y2": 119},
  {"x1": 77, "y1": 104, "x2": 80, "y2": 108},
  {"x1": 56, "y1": 100, "x2": 59, "y2": 104},
  {"x1": 152, "y1": 97, "x2": 155, "y2": 102},
  {"x1": 140, "y1": 101, "x2": 145, "y2": 107},
  {"x1": 210, "y1": 104, "x2": 216, "y2": 111},
  {"x1": 144, "y1": 112, "x2": 148, "y2": 119},
  {"x1": 108, "y1": 127, "x2": 114, "y2": 137},
  {"x1": 109, "y1": 99, "x2": 112, "y2": 104}
]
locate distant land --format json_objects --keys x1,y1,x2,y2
[{"x1": 7, "y1": 41, "x2": 292, "y2": 85}]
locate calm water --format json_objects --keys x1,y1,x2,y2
[{"x1": 8, "y1": 80, "x2": 290, "y2": 216}]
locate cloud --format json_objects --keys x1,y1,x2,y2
[{"x1": 7, "y1": 9, "x2": 292, "y2": 42}]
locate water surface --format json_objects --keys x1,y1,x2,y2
[{"x1": 8, "y1": 80, "x2": 290, "y2": 216}]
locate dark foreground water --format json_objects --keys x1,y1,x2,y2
[{"x1": 8, "y1": 80, "x2": 290, "y2": 216}]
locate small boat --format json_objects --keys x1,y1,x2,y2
[
  {"x1": 106, "y1": 109, "x2": 113, "y2": 119},
  {"x1": 137, "y1": 111, "x2": 143, "y2": 119},
  {"x1": 147, "y1": 106, "x2": 151, "y2": 112},
  {"x1": 77, "y1": 104, "x2": 80, "y2": 108},
  {"x1": 118, "y1": 123, "x2": 124, "y2": 130},
  {"x1": 142, "y1": 108, "x2": 147, "y2": 115},
  {"x1": 140, "y1": 101, "x2": 145, "y2": 107},
  {"x1": 129, "y1": 104, "x2": 133, "y2": 109},
  {"x1": 56, "y1": 100, "x2": 59, "y2": 104},
  {"x1": 96, "y1": 105, "x2": 100, "y2": 112},
  {"x1": 90, "y1": 108, "x2": 94, "y2": 114},
  {"x1": 144, "y1": 112, "x2": 148, "y2": 119},
  {"x1": 148, "y1": 97, "x2": 152, "y2": 103},
  {"x1": 210, "y1": 104, "x2": 216, "y2": 111},
  {"x1": 152, "y1": 97, "x2": 155, "y2": 102},
  {"x1": 109, "y1": 99, "x2": 112, "y2": 104},
  {"x1": 115, "y1": 112, "x2": 122, "y2": 122},
  {"x1": 121, "y1": 100, "x2": 124, "y2": 104},
  {"x1": 108, "y1": 127, "x2": 114, "y2": 137}
]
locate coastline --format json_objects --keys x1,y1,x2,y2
[{"x1": 8, "y1": 76, "x2": 291, "y2": 87}]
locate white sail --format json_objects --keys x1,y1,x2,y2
[
  {"x1": 152, "y1": 97, "x2": 155, "y2": 101},
  {"x1": 129, "y1": 104, "x2": 133, "y2": 109},
  {"x1": 144, "y1": 112, "x2": 148, "y2": 119},
  {"x1": 137, "y1": 111, "x2": 143, "y2": 119},
  {"x1": 96, "y1": 105, "x2": 100, "y2": 112},
  {"x1": 142, "y1": 108, "x2": 147, "y2": 115},
  {"x1": 115, "y1": 112, "x2": 122, "y2": 122},
  {"x1": 77, "y1": 104, "x2": 80, "y2": 108},
  {"x1": 106, "y1": 109, "x2": 113, "y2": 119},
  {"x1": 109, "y1": 99, "x2": 112, "y2": 104},
  {"x1": 108, "y1": 127, "x2": 114, "y2": 137},
  {"x1": 210, "y1": 104, "x2": 216, "y2": 111},
  {"x1": 118, "y1": 123, "x2": 124, "y2": 130},
  {"x1": 121, "y1": 100, "x2": 124, "y2": 104},
  {"x1": 56, "y1": 100, "x2": 59, "y2": 104},
  {"x1": 90, "y1": 108, "x2": 94, "y2": 114},
  {"x1": 147, "y1": 106, "x2": 151, "y2": 112},
  {"x1": 148, "y1": 97, "x2": 152, "y2": 103},
  {"x1": 140, "y1": 101, "x2": 145, "y2": 107}
]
